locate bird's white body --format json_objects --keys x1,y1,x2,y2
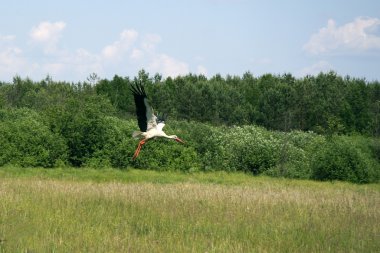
[{"x1": 133, "y1": 123, "x2": 175, "y2": 140}]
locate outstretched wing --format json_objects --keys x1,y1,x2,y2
[
  {"x1": 130, "y1": 81, "x2": 157, "y2": 132},
  {"x1": 156, "y1": 112, "x2": 167, "y2": 124},
  {"x1": 156, "y1": 112, "x2": 167, "y2": 131}
]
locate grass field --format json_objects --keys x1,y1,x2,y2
[{"x1": 0, "y1": 167, "x2": 379, "y2": 252}]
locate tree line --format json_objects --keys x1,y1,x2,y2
[
  {"x1": 1, "y1": 70, "x2": 379, "y2": 136},
  {"x1": 95, "y1": 70, "x2": 379, "y2": 136}
]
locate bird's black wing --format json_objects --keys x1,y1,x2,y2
[
  {"x1": 156, "y1": 112, "x2": 167, "y2": 124},
  {"x1": 130, "y1": 81, "x2": 156, "y2": 132}
]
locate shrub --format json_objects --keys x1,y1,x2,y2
[
  {"x1": 311, "y1": 136, "x2": 376, "y2": 183},
  {"x1": 0, "y1": 106, "x2": 378, "y2": 184},
  {"x1": 46, "y1": 96, "x2": 116, "y2": 166},
  {"x1": 0, "y1": 108, "x2": 68, "y2": 167},
  {"x1": 264, "y1": 142, "x2": 309, "y2": 179},
  {"x1": 265, "y1": 131, "x2": 325, "y2": 179},
  {"x1": 80, "y1": 117, "x2": 140, "y2": 169},
  {"x1": 131, "y1": 137, "x2": 200, "y2": 172},
  {"x1": 169, "y1": 121, "x2": 226, "y2": 171},
  {"x1": 221, "y1": 126, "x2": 281, "y2": 174},
  {"x1": 102, "y1": 118, "x2": 136, "y2": 169}
]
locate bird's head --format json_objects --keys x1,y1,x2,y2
[{"x1": 170, "y1": 135, "x2": 185, "y2": 144}]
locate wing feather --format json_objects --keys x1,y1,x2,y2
[{"x1": 130, "y1": 81, "x2": 157, "y2": 132}]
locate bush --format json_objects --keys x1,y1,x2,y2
[
  {"x1": 46, "y1": 96, "x2": 116, "y2": 166},
  {"x1": 0, "y1": 108, "x2": 68, "y2": 167},
  {"x1": 311, "y1": 136, "x2": 377, "y2": 183},
  {"x1": 0, "y1": 106, "x2": 378, "y2": 184},
  {"x1": 169, "y1": 121, "x2": 226, "y2": 171},
  {"x1": 220, "y1": 126, "x2": 281, "y2": 174},
  {"x1": 131, "y1": 138, "x2": 200, "y2": 172},
  {"x1": 264, "y1": 142, "x2": 309, "y2": 179},
  {"x1": 265, "y1": 131, "x2": 325, "y2": 179},
  {"x1": 100, "y1": 118, "x2": 136, "y2": 169}
]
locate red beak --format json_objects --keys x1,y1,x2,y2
[{"x1": 175, "y1": 137, "x2": 185, "y2": 144}]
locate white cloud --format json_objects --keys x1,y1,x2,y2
[
  {"x1": 304, "y1": 17, "x2": 380, "y2": 54},
  {"x1": 0, "y1": 46, "x2": 40, "y2": 80},
  {"x1": 30, "y1": 21, "x2": 66, "y2": 53},
  {"x1": 100, "y1": 29, "x2": 189, "y2": 77},
  {"x1": 1, "y1": 21, "x2": 191, "y2": 81},
  {"x1": 149, "y1": 54, "x2": 189, "y2": 77},
  {"x1": 0, "y1": 47, "x2": 23, "y2": 69},
  {"x1": 197, "y1": 65, "x2": 208, "y2": 76},
  {"x1": 0, "y1": 34, "x2": 27, "y2": 79},
  {"x1": 71, "y1": 48, "x2": 103, "y2": 75},
  {"x1": 40, "y1": 48, "x2": 103, "y2": 79},
  {"x1": 0, "y1": 47, "x2": 22, "y2": 63},
  {"x1": 102, "y1": 29, "x2": 138, "y2": 61},
  {"x1": 141, "y1": 33, "x2": 161, "y2": 52},
  {"x1": 298, "y1": 60, "x2": 333, "y2": 77},
  {"x1": 130, "y1": 48, "x2": 144, "y2": 60},
  {"x1": 30, "y1": 21, "x2": 66, "y2": 42},
  {"x1": 0, "y1": 34, "x2": 16, "y2": 43}
]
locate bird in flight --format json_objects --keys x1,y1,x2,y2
[{"x1": 130, "y1": 81, "x2": 185, "y2": 160}]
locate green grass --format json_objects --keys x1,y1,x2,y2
[
  {"x1": 0, "y1": 166, "x2": 293, "y2": 185},
  {"x1": 0, "y1": 167, "x2": 379, "y2": 252}
]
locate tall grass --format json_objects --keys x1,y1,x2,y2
[{"x1": 0, "y1": 168, "x2": 379, "y2": 252}]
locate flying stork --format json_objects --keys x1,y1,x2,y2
[{"x1": 130, "y1": 81, "x2": 185, "y2": 160}]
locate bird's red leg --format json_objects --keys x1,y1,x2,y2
[
  {"x1": 132, "y1": 139, "x2": 146, "y2": 160},
  {"x1": 132, "y1": 143, "x2": 142, "y2": 160}
]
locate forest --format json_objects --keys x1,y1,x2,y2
[{"x1": 0, "y1": 70, "x2": 379, "y2": 183}]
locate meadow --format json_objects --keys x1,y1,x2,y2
[{"x1": 0, "y1": 167, "x2": 379, "y2": 252}]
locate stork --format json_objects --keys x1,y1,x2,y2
[{"x1": 130, "y1": 81, "x2": 185, "y2": 160}]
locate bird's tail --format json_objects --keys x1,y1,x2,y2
[{"x1": 132, "y1": 131, "x2": 143, "y2": 139}]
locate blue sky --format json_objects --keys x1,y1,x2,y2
[{"x1": 0, "y1": 0, "x2": 379, "y2": 82}]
